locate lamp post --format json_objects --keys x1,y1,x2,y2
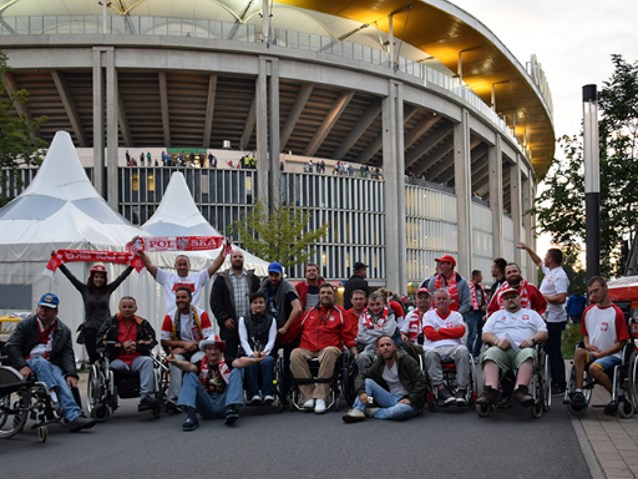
[{"x1": 583, "y1": 84, "x2": 600, "y2": 279}]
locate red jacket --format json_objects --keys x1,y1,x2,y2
[
  {"x1": 298, "y1": 304, "x2": 355, "y2": 352},
  {"x1": 295, "y1": 280, "x2": 325, "y2": 311}
]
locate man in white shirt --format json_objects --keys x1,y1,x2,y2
[
  {"x1": 477, "y1": 287, "x2": 548, "y2": 406},
  {"x1": 518, "y1": 242, "x2": 570, "y2": 395}
]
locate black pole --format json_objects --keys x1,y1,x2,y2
[{"x1": 583, "y1": 84, "x2": 600, "y2": 280}]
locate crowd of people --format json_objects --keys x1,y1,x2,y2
[{"x1": 4, "y1": 236, "x2": 630, "y2": 435}]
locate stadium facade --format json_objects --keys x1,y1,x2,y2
[{"x1": 0, "y1": 0, "x2": 554, "y2": 291}]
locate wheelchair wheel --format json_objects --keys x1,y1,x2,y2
[
  {"x1": 629, "y1": 351, "x2": 638, "y2": 410},
  {"x1": 92, "y1": 404, "x2": 110, "y2": 422},
  {"x1": 37, "y1": 425, "x2": 47, "y2": 443},
  {"x1": 618, "y1": 396, "x2": 634, "y2": 419},
  {"x1": 475, "y1": 401, "x2": 492, "y2": 417},
  {"x1": 542, "y1": 353, "x2": 551, "y2": 412},
  {"x1": 0, "y1": 387, "x2": 30, "y2": 439},
  {"x1": 86, "y1": 364, "x2": 103, "y2": 416}
]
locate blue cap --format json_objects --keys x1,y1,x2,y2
[
  {"x1": 268, "y1": 262, "x2": 284, "y2": 274},
  {"x1": 38, "y1": 292, "x2": 60, "y2": 309}
]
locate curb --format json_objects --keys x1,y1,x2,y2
[{"x1": 571, "y1": 414, "x2": 605, "y2": 479}]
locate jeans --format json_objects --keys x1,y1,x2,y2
[
  {"x1": 546, "y1": 321, "x2": 566, "y2": 389},
  {"x1": 110, "y1": 356, "x2": 155, "y2": 398},
  {"x1": 26, "y1": 357, "x2": 81, "y2": 422},
  {"x1": 352, "y1": 378, "x2": 417, "y2": 420},
  {"x1": 244, "y1": 355, "x2": 276, "y2": 397},
  {"x1": 464, "y1": 311, "x2": 484, "y2": 359},
  {"x1": 167, "y1": 352, "x2": 205, "y2": 402},
  {"x1": 177, "y1": 368, "x2": 245, "y2": 418}
]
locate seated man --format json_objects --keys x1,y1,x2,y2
[
  {"x1": 161, "y1": 287, "x2": 214, "y2": 410},
  {"x1": 477, "y1": 287, "x2": 548, "y2": 406},
  {"x1": 422, "y1": 288, "x2": 471, "y2": 406},
  {"x1": 97, "y1": 296, "x2": 159, "y2": 411},
  {"x1": 571, "y1": 276, "x2": 629, "y2": 415},
  {"x1": 290, "y1": 283, "x2": 357, "y2": 414},
  {"x1": 400, "y1": 287, "x2": 431, "y2": 360},
  {"x1": 169, "y1": 335, "x2": 264, "y2": 431},
  {"x1": 356, "y1": 292, "x2": 397, "y2": 372},
  {"x1": 5, "y1": 293, "x2": 96, "y2": 432},
  {"x1": 342, "y1": 335, "x2": 425, "y2": 422}
]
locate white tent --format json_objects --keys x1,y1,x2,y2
[
  {"x1": 140, "y1": 171, "x2": 269, "y2": 277},
  {"x1": 0, "y1": 131, "x2": 162, "y2": 360}
]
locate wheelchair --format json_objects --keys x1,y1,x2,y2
[
  {"x1": 475, "y1": 343, "x2": 550, "y2": 419},
  {"x1": 422, "y1": 349, "x2": 478, "y2": 411},
  {"x1": 289, "y1": 350, "x2": 356, "y2": 412},
  {"x1": 627, "y1": 317, "x2": 638, "y2": 410},
  {"x1": 86, "y1": 349, "x2": 169, "y2": 422},
  {"x1": 0, "y1": 361, "x2": 61, "y2": 442},
  {"x1": 564, "y1": 343, "x2": 634, "y2": 418},
  {"x1": 241, "y1": 353, "x2": 286, "y2": 413}
]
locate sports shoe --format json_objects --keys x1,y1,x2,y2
[
  {"x1": 301, "y1": 398, "x2": 315, "y2": 411},
  {"x1": 263, "y1": 395, "x2": 275, "y2": 405},
  {"x1": 182, "y1": 416, "x2": 199, "y2": 432},
  {"x1": 224, "y1": 407, "x2": 240, "y2": 425},
  {"x1": 476, "y1": 386, "x2": 500, "y2": 405},
  {"x1": 604, "y1": 400, "x2": 618, "y2": 416},
  {"x1": 164, "y1": 401, "x2": 181, "y2": 415},
  {"x1": 571, "y1": 391, "x2": 586, "y2": 407},
  {"x1": 342, "y1": 408, "x2": 366, "y2": 423},
  {"x1": 512, "y1": 385, "x2": 534, "y2": 407},
  {"x1": 68, "y1": 415, "x2": 97, "y2": 433},
  {"x1": 455, "y1": 389, "x2": 468, "y2": 406},
  {"x1": 314, "y1": 399, "x2": 327, "y2": 414},
  {"x1": 437, "y1": 386, "x2": 455, "y2": 406},
  {"x1": 138, "y1": 395, "x2": 158, "y2": 411},
  {"x1": 249, "y1": 395, "x2": 262, "y2": 405}
]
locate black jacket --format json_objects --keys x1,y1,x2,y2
[
  {"x1": 97, "y1": 314, "x2": 157, "y2": 361},
  {"x1": 210, "y1": 270, "x2": 260, "y2": 326},
  {"x1": 5, "y1": 315, "x2": 78, "y2": 378},
  {"x1": 355, "y1": 349, "x2": 426, "y2": 408}
]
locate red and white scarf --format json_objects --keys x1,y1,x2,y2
[
  {"x1": 406, "y1": 310, "x2": 424, "y2": 342},
  {"x1": 44, "y1": 249, "x2": 143, "y2": 276},
  {"x1": 27, "y1": 319, "x2": 58, "y2": 359},
  {"x1": 469, "y1": 281, "x2": 486, "y2": 311},
  {"x1": 435, "y1": 273, "x2": 459, "y2": 311},
  {"x1": 361, "y1": 306, "x2": 390, "y2": 330},
  {"x1": 127, "y1": 235, "x2": 231, "y2": 254},
  {"x1": 199, "y1": 357, "x2": 231, "y2": 390},
  {"x1": 495, "y1": 279, "x2": 530, "y2": 309}
]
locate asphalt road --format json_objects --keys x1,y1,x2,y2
[{"x1": 1, "y1": 395, "x2": 590, "y2": 479}]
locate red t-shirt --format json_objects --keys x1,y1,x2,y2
[{"x1": 116, "y1": 319, "x2": 139, "y2": 366}]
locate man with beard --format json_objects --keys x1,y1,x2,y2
[
  {"x1": 421, "y1": 255, "x2": 471, "y2": 315},
  {"x1": 487, "y1": 262, "x2": 547, "y2": 316},
  {"x1": 295, "y1": 262, "x2": 325, "y2": 311}
]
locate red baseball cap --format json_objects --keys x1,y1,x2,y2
[
  {"x1": 501, "y1": 287, "x2": 520, "y2": 298},
  {"x1": 416, "y1": 287, "x2": 431, "y2": 296},
  {"x1": 435, "y1": 255, "x2": 456, "y2": 267}
]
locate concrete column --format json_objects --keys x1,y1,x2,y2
[
  {"x1": 510, "y1": 155, "x2": 523, "y2": 266},
  {"x1": 261, "y1": 0, "x2": 270, "y2": 45},
  {"x1": 453, "y1": 109, "x2": 472, "y2": 277},
  {"x1": 521, "y1": 171, "x2": 533, "y2": 278},
  {"x1": 256, "y1": 57, "x2": 270, "y2": 210},
  {"x1": 105, "y1": 48, "x2": 118, "y2": 210},
  {"x1": 488, "y1": 136, "x2": 504, "y2": 258},
  {"x1": 527, "y1": 173, "x2": 538, "y2": 283},
  {"x1": 268, "y1": 58, "x2": 280, "y2": 209},
  {"x1": 92, "y1": 48, "x2": 104, "y2": 197},
  {"x1": 382, "y1": 80, "x2": 406, "y2": 292}
]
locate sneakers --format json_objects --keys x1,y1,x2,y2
[
  {"x1": 604, "y1": 400, "x2": 618, "y2": 416},
  {"x1": 263, "y1": 395, "x2": 275, "y2": 405},
  {"x1": 437, "y1": 386, "x2": 455, "y2": 406},
  {"x1": 455, "y1": 389, "x2": 468, "y2": 406},
  {"x1": 68, "y1": 415, "x2": 97, "y2": 433},
  {"x1": 224, "y1": 407, "x2": 240, "y2": 425},
  {"x1": 512, "y1": 385, "x2": 534, "y2": 407},
  {"x1": 342, "y1": 408, "x2": 366, "y2": 423},
  {"x1": 138, "y1": 395, "x2": 158, "y2": 411},
  {"x1": 164, "y1": 401, "x2": 181, "y2": 415},
  {"x1": 571, "y1": 391, "x2": 586, "y2": 407},
  {"x1": 301, "y1": 398, "x2": 315, "y2": 411},
  {"x1": 249, "y1": 395, "x2": 262, "y2": 405},
  {"x1": 182, "y1": 416, "x2": 199, "y2": 432},
  {"x1": 476, "y1": 386, "x2": 500, "y2": 405},
  {"x1": 314, "y1": 399, "x2": 327, "y2": 414}
]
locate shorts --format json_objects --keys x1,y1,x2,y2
[
  {"x1": 586, "y1": 352, "x2": 621, "y2": 373},
  {"x1": 480, "y1": 346, "x2": 537, "y2": 373}
]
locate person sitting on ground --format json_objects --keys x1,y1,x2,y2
[
  {"x1": 290, "y1": 283, "x2": 357, "y2": 414},
  {"x1": 97, "y1": 296, "x2": 159, "y2": 412},
  {"x1": 168, "y1": 335, "x2": 265, "y2": 431},
  {"x1": 422, "y1": 288, "x2": 471, "y2": 406},
  {"x1": 356, "y1": 292, "x2": 397, "y2": 372},
  {"x1": 570, "y1": 276, "x2": 629, "y2": 415},
  {"x1": 5, "y1": 293, "x2": 96, "y2": 432},
  {"x1": 161, "y1": 287, "x2": 214, "y2": 411},
  {"x1": 238, "y1": 291, "x2": 278, "y2": 405},
  {"x1": 400, "y1": 287, "x2": 431, "y2": 361},
  {"x1": 342, "y1": 335, "x2": 426, "y2": 422},
  {"x1": 477, "y1": 287, "x2": 548, "y2": 407}
]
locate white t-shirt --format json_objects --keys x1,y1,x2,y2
[
  {"x1": 483, "y1": 307, "x2": 547, "y2": 346},
  {"x1": 540, "y1": 265, "x2": 569, "y2": 323},
  {"x1": 156, "y1": 268, "x2": 210, "y2": 310},
  {"x1": 582, "y1": 304, "x2": 628, "y2": 360},
  {"x1": 421, "y1": 309, "x2": 465, "y2": 350}
]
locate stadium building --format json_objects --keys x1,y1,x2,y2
[{"x1": 0, "y1": 0, "x2": 554, "y2": 291}]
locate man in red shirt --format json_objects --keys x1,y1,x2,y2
[
  {"x1": 290, "y1": 283, "x2": 358, "y2": 414},
  {"x1": 345, "y1": 289, "x2": 367, "y2": 339},
  {"x1": 295, "y1": 262, "x2": 325, "y2": 311},
  {"x1": 487, "y1": 262, "x2": 547, "y2": 316}
]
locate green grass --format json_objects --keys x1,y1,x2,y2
[{"x1": 561, "y1": 321, "x2": 582, "y2": 360}]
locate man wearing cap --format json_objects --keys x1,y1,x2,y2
[
  {"x1": 400, "y1": 287, "x2": 432, "y2": 360},
  {"x1": 477, "y1": 287, "x2": 548, "y2": 406},
  {"x1": 344, "y1": 262, "x2": 369, "y2": 310},
  {"x1": 161, "y1": 287, "x2": 215, "y2": 410},
  {"x1": 421, "y1": 255, "x2": 471, "y2": 315},
  {"x1": 487, "y1": 262, "x2": 546, "y2": 316},
  {"x1": 210, "y1": 249, "x2": 261, "y2": 360},
  {"x1": 260, "y1": 261, "x2": 302, "y2": 401},
  {"x1": 6, "y1": 293, "x2": 96, "y2": 432},
  {"x1": 295, "y1": 262, "x2": 325, "y2": 311},
  {"x1": 168, "y1": 335, "x2": 264, "y2": 430}
]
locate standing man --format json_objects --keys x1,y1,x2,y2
[
  {"x1": 161, "y1": 287, "x2": 214, "y2": 410},
  {"x1": 210, "y1": 249, "x2": 261, "y2": 359},
  {"x1": 135, "y1": 245, "x2": 227, "y2": 311},
  {"x1": 6, "y1": 293, "x2": 96, "y2": 432},
  {"x1": 518, "y1": 242, "x2": 570, "y2": 395},
  {"x1": 400, "y1": 287, "x2": 432, "y2": 360},
  {"x1": 465, "y1": 270, "x2": 487, "y2": 362},
  {"x1": 487, "y1": 263, "x2": 547, "y2": 316},
  {"x1": 422, "y1": 255, "x2": 471, "y2": 315},
  {"x1": 295, "y1": 262, "x2": 325, "y2": 311},
  {"x1": 344, "y1": 262, "x2": 369, "y2": 310},
  {"x1": 489, "y1": 257, "x2": 507, "y2": 300}
]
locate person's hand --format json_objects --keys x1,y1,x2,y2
[
  {"x1": 278, "y1": 325, "x2": 289, "y2": 336},
  {"x1": 519, "y1": 338, "x2": 534, "y2": 349},
  {"x1": 19, "y1": 366, "x2": 32, "y2": 380},
  {"x1": 67, "y1": 376, "x2": 78, "y2": 388},
  {"x1": 166, "y1": 351, "x2": 177, "y2": 364},
  {"x1": 516, "y1": 241, "x2": 530, "y2": 250},
  {"x1": 399, "y1": 398, "x2": 411, "y2": 405},
  {"x1": 224, "y1": 319, "x2": 236, "y2": 331},
  {"x1": 590, "y1": 351, "x2": 603, "y2": 359},
  {"x1": 124, "y1": 340, "x2": 137, "y2": 353},
  {"x1": 586, "y1": 344, "x2": 600, "y2": 353},
  {"x1": 359, "y1": 393, "x2": 369, "y2": 404},
  {"x1": 172, "y1": 347, "x2": 187, "y2": 355},
  {"x1": 185, "y1": 342, "x2": 199, "y2": 352},
  {"x1": 400, "y1": 332, "x2": 409, "y2": 343},
  {"x1": 497, "y1": 338, "x2": 510, "y2": 350}
]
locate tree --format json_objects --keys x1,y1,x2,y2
[
  {"x1": 0, "y1": 50, "x2": 47, "y2": 206},
  {"x1": 532, "y1": 55, "x2": 638, "y2": 277},
  {"x1": 229, "y1": 201, "x2": 328, "y2": 268}
]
